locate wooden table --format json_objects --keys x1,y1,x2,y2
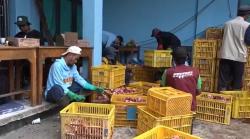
[
  {"x1": 37, "y1": 46, "x2": 93, "y2": 104},
  {"x1": 0, "y1": 47, "x2": 37, "y2": 106}
]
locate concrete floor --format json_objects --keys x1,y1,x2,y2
[{"x1": 0, "y1": 114, "x2": 250, "y2": 139}]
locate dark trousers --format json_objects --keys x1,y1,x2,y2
[
  {"x1": 46, "y1": 81, "x2": 82, "y2": 103},
  {"x1": 218, "y1": 59, "x2": 244, "y2": 91}
]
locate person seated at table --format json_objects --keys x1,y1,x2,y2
[
  {"x1": 13, "y1": 16, "x2": 44, "y2": 89},
  {"x1": 14, "y1": 16, "x2": 43, "y2": 45},
  {"x1": 45, "y1": 46, "x2": 105, "y2": 106}
]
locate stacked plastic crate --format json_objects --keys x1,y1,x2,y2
[
  {"x1": 243, "y1": 47, "x2": 250, "y2": 90},
  {"x1": 222, "y1": 91, "x2": 250, "y2": 118},
  {"x1": 127, "y1": 65, "x2": 158, "y2": 82},
  {"x1": 144, "y1": 50, "x2": 172, "y2": 68},
  {"x1": 205, "y1": 27, "x2": 224, "y2": 92},
  {"x1": 133, "y1": 126, "x2": 201, "y2": 139},
  {"x1": 111, "y1": 95, "x2": 147, "y2": 128},
  {"x1": 196, "y1": 92, "x2": 232, "y2": 125},
  {"x1": 128, "y1": 81, "x2": 160, "y2": 95},
  {"x1": 137, "y1": 87, "x2": 194, "y2": 135},
  {"x1": 192, "y1": 39, "x2": 218, "y2": 92},
  {"x1": 91, "y1": 65, "x2": 126, "y2": 89},
  {"x1": 60, "y1": 103, "x2": 115, "y2": 139}
]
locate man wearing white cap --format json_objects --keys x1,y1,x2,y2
[{"x1": 45, "y1": 46, "x2": 104, "y2": 105}]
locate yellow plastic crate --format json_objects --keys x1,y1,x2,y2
[
  {"x1": 92, "y1": 65, "x2": 125, "y2": 89},
  {"x1": 147, "y1": 87, "x2": 192, "y2": 116},
  {"x1": 213, "y1": 59, "x2": 220, "y2": 93},
  {"x1": 243, "y1": 78, "x2": 250, "y2": 91},
  {"x1": 216, "y1": 40, "x2": 222, "y2": 58},
  {"x1": 111, "y1": 95, "x2": 147, "y2": 127},
  {"x1": 115, "y1": 119, "x2": 137, "y2": 128},
  {"x1": 144, "y1": 50, "x2": 172, "y2": 67},
  {"x1": 137, "y1": 106, "x2": 194, "y2": 135},
  {"x1": 134, "y1": 126, "x2": 201, "y2": 139},
  {"x1": 200, "y1": 76, "x2": 214, "y2": 92},
  {"x1": 205, "y1": 27, "x2": 223, "y2": 40},
  {"x1": 193, "y1": 39, "x2": 218, "y2": 58},
  {"x1": 245, "y1": 66, "x2": 250, "y2": 79},
  {"x1": 60, "y1": 102, "x2": 115, "y2": 139},
  {"x1": 128, "y1": 81, "x2": 160, "y2": 95},
  {"x1": 128, "y1": 65, "x2": 158, "y2": 82},
  {"x1": 247, "y1": 48, "x2": 250, "y2": 67},
  {"x1": 196, "y1": 92, "x2": 232, "y2": 125},
  {"x1": 115, "y1": 112, "x2": 138, "y2": 127},
  {"x1": 192, "y1": 58, "x2": 216, "y2": 76},
  {"x1": 221, "y1": 91, "x2": 250, "y2": 118}
]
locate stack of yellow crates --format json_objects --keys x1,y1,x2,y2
[
  {"x1": 243, "y1": 48, "x2": 250, "y2": 90},
  {"x1": 192, "y1": 39, "x2": 218, "y2": 92},
  {"x1": 205, "y1": 27, "x2": 223, "y2": 92},
  {"x1": 137, "y1": 87, "x2": 194, "y2": 135}
]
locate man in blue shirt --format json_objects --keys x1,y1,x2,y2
[{"x1": 45, "y1": 46, "x2": 104, "y2": 106}]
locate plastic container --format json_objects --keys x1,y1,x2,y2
[
  {"x1": 111, "y1": 95, "x2": 147, "y2": 127},
  {"x1": 196, "y1": 92, "x2": 232, "y2": 125},
  {"x1": 60, "y1": 102, "x2": 115, "y2": 139},
  {"x1": 192, "y1": 58, "x2": 216, "y2": 76},
  {"x1": 144, "y1": 50, "x2": 172, "y2": 67},
  {"x1": 147, "y1": 87, "x2": 192, "y2": 116},
  {"x1": 137, "y1": 106, "x2": 194, "y2": 134},
  {"x1": 205, "y1": 27, "x2": 223, "y2": 40},
  {"x1": 128, "y1": 81, "x2": 160, "y2": 95},
  {"x1": 221, "y1": 91, "x2": 250, "y2": 118},
  {"x1": 134, "y1": 126, "x2": 201, "y2": 139},
  {"x1": 92, "y1": 65, "x2": 125, "y2": 89},
  {"x1": 193, "y1": 39, "x2": 218, "y2": 58}
]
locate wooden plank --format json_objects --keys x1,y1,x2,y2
[{"x1": 0, "y1": 90, "x2": 30, "y2": 98}]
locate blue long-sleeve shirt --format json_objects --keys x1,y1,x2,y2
[{"x1": 45, "y1": 57, "x2": 94, "y2": 98}]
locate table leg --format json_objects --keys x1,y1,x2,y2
[
  {"x1": 30, "y1": 59, "x2": 37, "y2": 106},
  {"x1": 8, "y1": 61, "x2": 15, "y2": 100},
  {"x1": 15, "y1": 61, "x2": 23, "y2": 99},
  {"x1": 37, "y1": 60, "x2": 43, "y2": 104}
]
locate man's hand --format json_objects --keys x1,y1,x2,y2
[
  {"x1": 75, "y1": 95, "x2": 85, "y2": 102},
  {"x1": 95, "y1": 87, "x2": 104, "y2": 94},
  {"x1": 66, "y1": 90, "x2": 85, "y2": 102}
]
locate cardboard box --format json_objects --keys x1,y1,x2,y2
[
  {"x1": 15, "y1": 38, "x2": 40, "y2": 47},
  {"x1": 64, "y1": 32, "x2": 78, "y2": 46},
  {"x1": 77, "y1": 39, "x2": 90, "y2": 47}
]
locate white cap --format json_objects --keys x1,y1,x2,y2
[{"x1": 61, "y1": 46, "x2": 82, "y2": 56}]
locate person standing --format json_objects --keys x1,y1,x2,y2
[
  {"x1": 151, "y1": 28, "x2": 181, "y2": 50},
  {"x1": 218, "y1": 5, "x2": 250, "y2": 91}
]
